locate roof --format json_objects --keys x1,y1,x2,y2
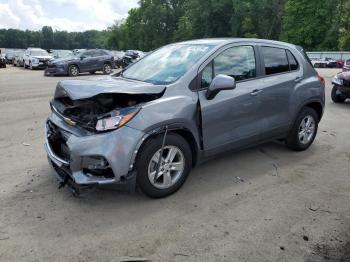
[{"x1": 177, "y1": 38, "x2": 295, "y2": 48}]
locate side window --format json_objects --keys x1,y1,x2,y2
[
  {"x1": 200, "y1": 46, "x2": 256, "y2": 89},
  {"x1": 83, "y1": 51, "x2": 94, "y2": 57},
  {"x1": 262, "y1": 47, "x2": 289, "y2": 75},
  {"x1": 286, "y1": 50, "x2": 299, "y2": 70},
  {"x1": 214, "y1": 46, "x2": 256, "y2": 81}
]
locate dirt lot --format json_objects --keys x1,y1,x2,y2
[{"x1": 0, "y1": 66, "x2": 349, "y2": 262}]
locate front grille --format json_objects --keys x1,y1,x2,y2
[{"x1": 47, "y1": 121, "x2": 71, "y2": 162}]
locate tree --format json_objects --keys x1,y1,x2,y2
[{"x1": 281, "y1": 0, "x2": 340, "y2": 51}]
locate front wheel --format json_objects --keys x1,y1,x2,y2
[
  {"x1": 102, "y1": 63, "x2": 112, "y2": 74},
  {"x1": 286, "y1": 107, "x2": 318, "y2": 151},
  {"x1": 331, "y1": 85, "x2": 346, "y2": 103},
  {"x1": 136, "y1": 134, "x2": 192, "y2": 198},
  {"x1": 68, "y1": 65, "x2": 79, "y2": 76}
]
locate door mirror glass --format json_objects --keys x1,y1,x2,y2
[{"x1": 206, "y1": 74, "x2": 236, "y2": 100}]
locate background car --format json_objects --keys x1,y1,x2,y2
[
  {"x1": 342, "y1": 59, "x2": 350, "y2": 72},
  {"x1": 120, "y1": 50, "x2": 145, "y2": 68},
  {"x1": 13, "y1": 50, "x2": 24, "y2": 67},
  {"x1": 5, "y1": 49, "x2": 15, "y2": 64},
  {"x1": 23, "y1": 48, "x2": 53, "y2": 69},
  {"x1": 110, "y1": 50, "x2": 125, "y2": 68},
  {"x1": 0, "y1": 53, "x2": 6, "y2": 68},
  {"x1": 312, "y1": 57, "x2": 338, "y2": 68},
  {"x1": 45, "y1": 49, "x2": 114, "y2": 76}
]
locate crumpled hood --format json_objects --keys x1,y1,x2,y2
[{"x1": 54, "y1": 76, "x2": 166, "y2": 100}]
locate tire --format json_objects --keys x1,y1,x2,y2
[
  {"x1": 286, "y1": 107, "x2": 318, "y2": 151},
  {"x1": 136, "y1": 133, "x2": 192, "y2": 198},
  {"x1": 102, "y1": 63, "x2": 112, "y2": 74},
  {"x1": 68, "y1": 65, "x2": 79, "y2": 76},
  {"x1": 331, "y1": 85, "x2": 346, "y2": 103},
  {"x1": 89, "y1": 71, "x2": 96, "y2": 74}
]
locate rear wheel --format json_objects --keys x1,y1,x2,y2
[
  {"x1": 102, "y1": 63, "x2": 112, "y2": 74},
  {"x1": 286, "y1": 107, "x2": 318, "y2": 151},
  {"x1": 136, "y1": 134, "x2": 192, "y2": 198},
  {"x1": 68, "y1": 65, "x2": 79, "y2": 76},
  {"x1": 331, "y1": 85, "x2": 346, "y2": 103}
]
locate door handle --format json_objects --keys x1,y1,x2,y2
[{"x1": 250, "y1": 89, "x2": 263, "y2": 96}]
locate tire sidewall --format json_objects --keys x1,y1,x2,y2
[
  {"x1": 287, "y1": 107, "x2": 318, "y2": 151},
  {"x1": 136, "y1": 134, "x2": 192, "y2": 198},
  {"x1": 103, "y1": 63, "x2": 111, "y2": 74},
  {"x1": 69, "y1": 65, "x2": 78, "y2": 76}
]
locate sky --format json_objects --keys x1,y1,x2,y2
[{"x1": 0, "y1": 0, "x2": 139, "y2": 32}]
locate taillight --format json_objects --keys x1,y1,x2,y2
[{"x1": 318, "y1": 74, "x2": 325, "y2": 86}]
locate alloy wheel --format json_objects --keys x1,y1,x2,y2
[
  {"x1": 147, "y1": 146, "x2": 185, "y2": 189},
  {"x1": 298, "y1": 115, "x2": 316, "y2": 144}
]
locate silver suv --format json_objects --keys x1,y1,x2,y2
[{"x1": 45, "y1": 38, "x2": 325, "y2": 198}]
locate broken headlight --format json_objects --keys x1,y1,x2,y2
[{"x1": 95, "y1": 106, "x2": 140, "y2": 132}]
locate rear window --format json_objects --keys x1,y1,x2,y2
[
  {"x1": 286, "y1": 50, "x2": 299, "y2": 70},
  {"x1": 262, "y1": 47, "x2": 289, "y2": 75}
]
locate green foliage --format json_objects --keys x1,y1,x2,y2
[
  {"x1": 280, "y1": 0, "x2": 340, "y2": 51},
  {"x1": 0, "y1": 26, "x2": 109, "y2": 50},
  {"x1": 339, "y1": 0, "x2": 350, "y2": 50},
  {"x1": 0, "y1": 0, "x2": 348, "y2": 51}
]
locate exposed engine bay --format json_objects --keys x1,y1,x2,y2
[{"x1": 51, "y1": 93, "x2": 161, "y2": 132}]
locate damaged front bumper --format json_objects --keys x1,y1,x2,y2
[{"x1": 44, "y1": 111, "x2": 145, "y2": 190}]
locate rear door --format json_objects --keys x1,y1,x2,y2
[
  {"x1": 258, "y1": 46, "x2": 302, "y2": 138},
  {"x1": 198, "y1": 45, "x2": 266, "y2": 155}
]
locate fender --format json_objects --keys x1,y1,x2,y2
[
  {"x1": 291, "y1": 97, "x2": 324, "y2": 128},
  {"x1": 128, "y1": 121, "x2": 202, "y2": 172}
]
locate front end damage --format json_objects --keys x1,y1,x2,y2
[{"x1": 44, "y1": 77, "x2": 165, "y2": 193}]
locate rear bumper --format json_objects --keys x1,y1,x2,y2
[{"x1": 45, "y1": 112, "x2": 145, "y2": 187}]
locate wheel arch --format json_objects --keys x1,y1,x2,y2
[
  {"x1": 294, "y1": 99, "x2": 324, "y2": 124},
  {"x1": 132, "y1": 125, "x2": 201, "y2": 170}
]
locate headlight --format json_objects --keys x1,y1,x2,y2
[
  {"x1": 95, "y1": 106, "x2": 140, "y2": 132},
  {"x1": 332, "y1": 75, "x2": 343, "y2": 85}
]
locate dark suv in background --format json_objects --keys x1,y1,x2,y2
[{"x1": 45, "y1": 49, "x2": 114, "y2": 76}]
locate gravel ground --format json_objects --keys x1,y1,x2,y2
[{"x1": 0, "y1": 66, "x2": 349, "y2": 262}]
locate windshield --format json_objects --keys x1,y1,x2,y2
[
  {"x1": 31, "y1": 50, "x2": 49, "y2": 56},
  {"x1": 122, "y1": 44, "x2": 214, "y2": 85}
]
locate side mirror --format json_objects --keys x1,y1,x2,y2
[
  {"x1": 206, "y1": 74, "x2": 236, "y2": 100},
  {"x1": 80, "y1": 56, "x2": 86, "y2": 60}
]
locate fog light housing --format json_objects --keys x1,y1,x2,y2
[{"x1": 81, "y1": 156, "x2": 114, "y2": 178}]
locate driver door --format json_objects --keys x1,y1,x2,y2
[{"x1": 198, "y1": 45, "x2": 265, "y2": 156}]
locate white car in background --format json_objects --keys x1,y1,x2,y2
[{"x1": 23, "y1": 48, "x2": 53, "y2": 69}]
